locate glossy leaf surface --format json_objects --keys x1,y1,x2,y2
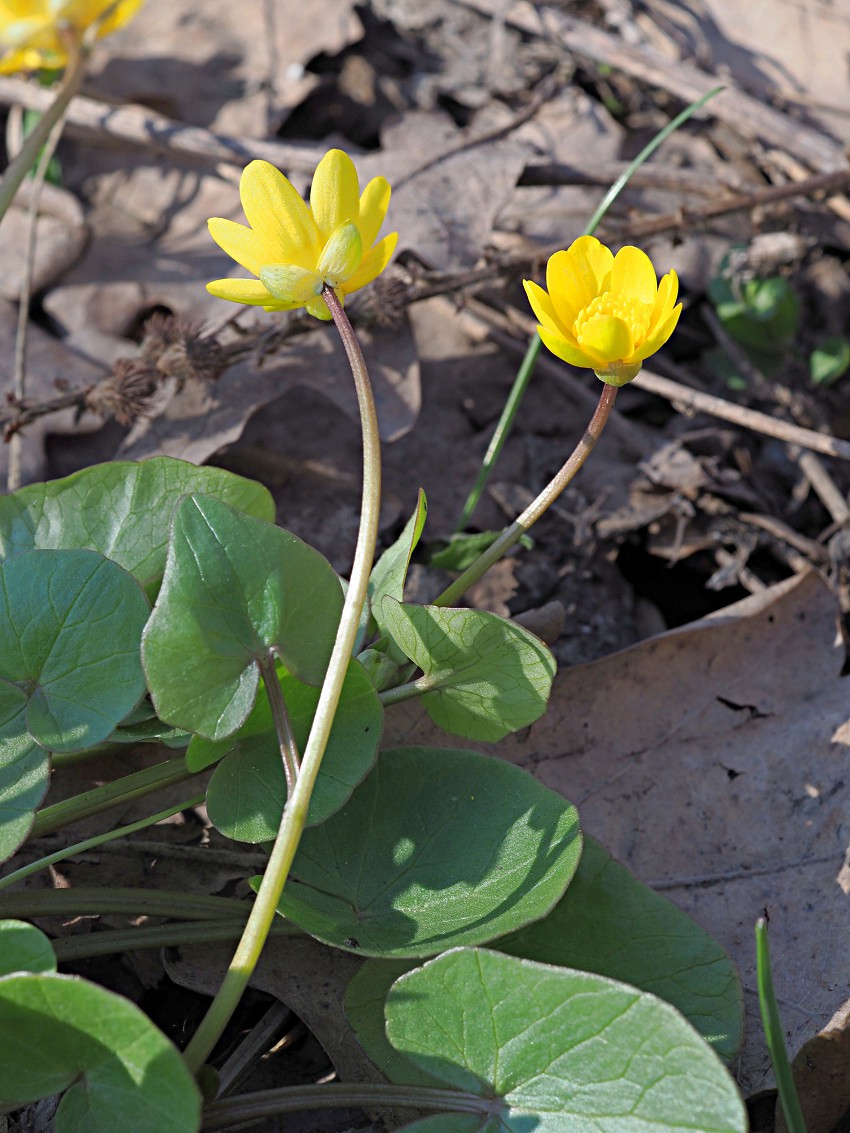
[
  {"x1": 143, "y1": 495, "x2": 343, "y2": 740},
  {"x1": 273, "y1": 746, "x2": 581, "y2": 957},
  {"x1": 382, "y1": 600, "x2": 556, "y2": 740},
  {"x1": 0, "y1": 550, "x2": 149, "y2": 752},
  {"x1": 386, "y1": 948, "x2": 748, "y2": 1133}
]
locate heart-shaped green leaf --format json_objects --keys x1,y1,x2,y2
[
  {"x1": 272, "y1": 746, "x2": 581, "y2": 957},
  {"x1": 385, "y1": 948, "x2": 748, "y2": 1133},
  {"x1": 369, "y1": 490, "x2": 427, "y2": 641},
  {"x1": 0, "y1": 972, "x2": 201, "y2": 1129},
  {"x1": 498, "y1": 836, "x2": 743, "y2": 1060},
  {"x1": 203, "y1": 657, "x2": 382, "y2": 832},
  {"x1": 0, "y1": 921, "x2": 55, "y2": 975},
  {"x1": 381, "y1": 600, "x2": 556, "y2": 741},
  {"x1": 0, "y1": 684, "x2": 48, "y2": 862},
  {"x1": 0, "y1": 457, "x2": 273, "y2": 595},
  {"x1": 0, "y1": 550, "x2": 149, "y2": 753},
  {"x1": 142, "y1": 495, "x2": 344, "y2": 740}
]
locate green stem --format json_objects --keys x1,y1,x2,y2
[
  {"x1": 52, "y1": 917, "x2": 299, "y2": 963},
  {"x1": 0, "y1": 887, "x2": 248, "y2": 921},
  {"x1": 0, "y1": 38, "x2": 89, "y2": 225},
  {"x1": 755, "y1": 918, "x2": 807, "y2": 1133},
  {"x1": 182, "y1": 285, "x2": 382, "y2": 1075},
  {"x1": 378, "y1": 674, "x2": 435, "y2": 707},
  {"x1": 453, "y1": 84, "x2": 724, "y2": 532},
  {"x1": 201, "y1": 1083, "x2": 488, "y2": 1130},
  {"x1": 258, "y1": 653, "x2": 300, "y2": 795},
  {"x1": 30, "y1": 756, "x2": 196, "y2": 837},
  {"x1": 436, "y1": 384, "x2": 618, "y2": 606},
  {"x1": 0, "y1": 793, "x2": 205, "y2": 892}
]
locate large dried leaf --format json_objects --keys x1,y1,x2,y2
[{"x1": 384, "y1": 571, "x2": 849, "y2": 1094}]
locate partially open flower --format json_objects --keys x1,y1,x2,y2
[
  {"x1": 207, "y1": 150, "x2": 397, "y2": 321},
  {"x1": 0, "y1": 0, "x2": 142, "y2": 73},
  {"x1": 524, "y1": 235, "x2": 682, "y2": 386}
]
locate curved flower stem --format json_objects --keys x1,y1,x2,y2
[
  {"x1": 182, "y1": 286, "x2": 382, "y2": 1076},
  {"x1": 53, "y1": 917, "x2": 300, "y2": 963},
  {"x1": 0, "y1": 792, "x2": 205, "y2": 892},
  {"x1": 435, "y1": 384, "x2": 618, "y2": 607},
  {"x1": 0, "y1": 886, "x2": 247, "y2": 921}
]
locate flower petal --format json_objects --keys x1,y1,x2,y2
[
  {"x1": 358, "y1": 176, "x2": 391, "y2": 248},
  {"x1": 207, "y1": 218, "x2": 267, "y2": 277},
  {"x1": 260, "y1": 264, "x2": 324, "y2": 303},
  {"x1": 547, "y1": 237, "x2": 614, "y2": 325},
  {"x1": 651, "y1": 269, "x2": 679, "y2": 325},
  {"x1": 633, "y1": 303, "x2": 682, "y2": 363},
  {"x1": 344, "y1": 231, "x2": 398, "y2": 294},
  {"x1": 537, "y1": 324, "x2": 602, "y2": 370},
  {"x1": 523, "y1": 279, "x2": 576, "y2": 343},
  {"x1": 206, "y1": 278, "x2": 294, "y2": 308},
  {"x1": 579, "y1": 315, "x2": 635, "y2": 364},
  {"x1": 311, "y1": 149, "x2": 361, "y2": 241},
  {"x1": 240, "y1": 160, "x2": 319, "y2": 268},
  {"x1": 611, "y1": 246, "x2": 658, "y2": 306}
]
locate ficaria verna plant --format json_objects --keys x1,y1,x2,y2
[
  {"x1": 207, "y1": 151, "x2": 398, "y2": 320},
  {"x1": 524, "y1": 233, "x2": 682, "y2": 386},
  {"x1": 0, "y1": 136, "x2": 749, "y2": 1133}
]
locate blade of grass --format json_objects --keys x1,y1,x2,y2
[
  {"x1": 454, "y1": 85, "x2": 724, "y2": 533},
  {"x1": 755, "y1": 917, "x2": 807, "y2": 1133}
]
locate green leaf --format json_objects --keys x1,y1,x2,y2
[
  {"x1": 381, "y1": 600, "x2": 556, "y2": 741},
  {"x1": 0, "y1": 457, "x2": 274, "y2": 596},
  {"x1": 142, "y1": 495, "x2": 344, "y2": 740},
  {"x1": 810, "y1": 335, "x2": 850, "y2": 386},
  {"x1": 369, "y1": 489, "x2": 428, "y2": 626},
  {"x1": 345, "y1": 959, "x2": 443, "y2": 1087},
  {"x1": 709, "y1": 271, "x2": 798, "y2": 353},
  {"x1": 0, "y1": 921, "x2": 56, "y2": 975},
  {"x1": 0, "y1": 685, "x2": 48, "y2": 861},
  {"x1": 0, "y1": 972, "x2": 201, "y2": 1129},
  {"x1": 428, "y1": 531, "x2": 532, "y2": 572},
  {"x1": 385, "y1": 948, "x2": 748, "y2": 1133},
  {"x1": 272, "y1": 746, "x2": 581, "y2": 958},
  {"x1": 203, "y1": 658, "x2": 383, "y2": 832},
  {"x1": 0, "y1": 550, "x2": 149, "y2": 752},
  {"x1": 498, "y1": 836, "x2": 743, "y2": 1060}
]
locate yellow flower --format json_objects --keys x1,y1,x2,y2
[
  {"x1": 0, "y1": 0, "x2": 142, "y2": 73},
  {"x1": 206, "y1": 150, "x2": 397, "y2": 321},
  {"x1": 524, "y1": 235, "x2": 682, "y2": 386}
]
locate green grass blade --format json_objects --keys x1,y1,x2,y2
[{"x1": 755, "y1": 917, "x2": 807, "y2": 1133}]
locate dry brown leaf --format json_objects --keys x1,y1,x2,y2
[
  {"x1": 0, "y1": 182, "x2": 88, "y2": 303},
  {"x1": 775, "y1": 998, "x2": 850, "y2": 1133},
  {"x1": 384, "y1": 570, "x2": 850, "y2": 1094},
  {"x1": 92, "y1": 0, "x2": 361, "y2": 137}
]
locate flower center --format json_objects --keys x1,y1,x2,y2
[{"x1": 573, "y1": 293, "x2": 652, "y2": 350}]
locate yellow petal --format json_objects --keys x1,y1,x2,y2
[
  {"x1": 523, "y1": 279, "x2": 576, "y2": 343},
  {"x1": 240, "y1": 160, "x2": 319, "y2": 268},
  {"x1": 317, "y1": 221, "x2": 362, "y2": 286},
  {"x1": 579, "y1": 315, "x2": 635, "y2": 364},
  {"x1": 94, "y1": 0, "x2": 142, "y2": 36},
  {"x1": 344, "y1": 231, "x2": 398, "y2": 294},
  {"x1": 310, "y1": 149, "x2": 361, "y2": 241},
  {"x1": 358, "y1": 176, "x2": 391, "y2": 248},
  {"x1": 651, "y1": 269, "x2": 679, "y2": 325},
  {"x1": 537, "y1": 324, "x2": 602, "y2": 370},
  {"x1": 611, "y1": 246, "x2": 658, "y2": 306},
  {"x1": 207, "y1": 218, "x2": 267, "y2": 277},
  {"x1": 206, "y1": 277, "x2": 294, "y2": 308},
  {"x1": 633, "y1": 303, "x2": 682, "y2": 363},
  {"x1": 260, "y1": 263, "x2": 324, "y2": 303},
  {"x1": 547, "y1": 238, "x2": 614, "y2": 326}
]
